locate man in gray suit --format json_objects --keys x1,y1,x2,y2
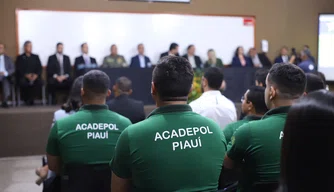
[{"x1": 0, "y1": 43, "x2": 15, "y2": 108}]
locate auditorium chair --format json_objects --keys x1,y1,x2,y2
[
  {"x1": 0, "y1": 74, "x2": 17, "y2": 107},
  {"x1": 16, "y1": 84, "x2": 47, "y2": 106},
  {"x1": 61, "y1": 164, "x2": 111, "y2": 192}
]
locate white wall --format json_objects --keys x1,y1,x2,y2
[
  {"x1": 318, "y1": 14, "x2": 334, "y2": 81},
  {"x1": 17, "y1": 10, "x2": 255, "y2": 66}
]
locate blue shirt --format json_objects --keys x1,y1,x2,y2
[{"x1": 298, "y1": 59, "x2": 315, "y2": 73}]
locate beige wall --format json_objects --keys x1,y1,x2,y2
[{"x1": 1, "y1": 0, "x2": 334, "y2": 60}]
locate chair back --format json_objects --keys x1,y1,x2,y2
[
  {"x1": 61, "y1": 164, "x2": 111, "y2": 192},
  {"x1": 253, "y1": 182, "x2": 279, "y2": 192}
]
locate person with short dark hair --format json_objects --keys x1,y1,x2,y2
[
  {"x1": 111, "y1": 56, "x2": 227, "y2": 192},
  {"x1": 223, "y1": 86, "x2": 268, "y2": 149},
  {"x1": 204, "y1": 49, "x2": 224, "y2": 68},
  {"x1": 129, "y1": 44, "x2": 152, "y2": 68},
  {"x1": 101, "y1": 44, "x2": 127, "y2": 68},
  {"x1": 231, "y1": 46, "x2": 253, "y2": 67},
  {"x1": 313, "y1": 71, "x2": 329, "y2": 90},
  {"x1": 107, "y1": 76, "x2": 145, "y2": 124},
  {"x1": 182, "y1": 44, "x2": 202, "y2": 69},
  {"x1": 16, "y1": 41, "x2": 42, "y2": 106},
  {"x1": 46, "y1": 70, "x2": 131, "y2": 191},
  {"x1": 239, "y1": 68, "x2": 268, "y2": 120},
  {"x1": 298, "y1": 50, "x2": 315, "y2": 73},
  {"x1": 0, "y1": 43, "x2": 15, "y2": 108},
  {"x1": 190, "y1": 67, "x2": 237, "y2": 129},
  {"x1": 279, "y1": 90, "x2": 334, "y2": 192},
  {"x1": 255, "y1": 68, "x2": 269, "y2": 87},
  {"x1": 74, "y1": 43, "x2": 98, "y2": 77},
  {"x1": 46, "y1": 42, "x2": 73, "y2": 105},
  {"x1": 305, "y1": 73, "x2": 325, "y2": 93},
  {"x1": 160, "y1": 43, "x2": 179, "y2": 58},
  {"x1": 224, "y1": 63, "x2": 306, "y2": 192}
]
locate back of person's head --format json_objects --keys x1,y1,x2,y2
[
  {"x1": 115, "y1": 76, "x2": 132, "y2": 94},
  {"x1": 62, "y1": 76, "x2": 84, "y2": 112},
  {"x1": 267, "y1": 63, "x2": 306, "y2": 101},
  {"x1": 169, "y1": 43, "x2": 178, "y2": 51},
  {"x1": 82, "y1": 70, "x2": 110, "y2": 100},
  {"x1": 203, "y1": 67, "x2": 224, "y2": 90},
  {"x1": 305, "y1": 73, "x2": 325, "y2": 93},
  {"x1": 281, "y1": 90, "x2": 334, "y2": 192},
  {"x1": 152, "y1": 56, "x2": 193, "y2": 101},
  {"x1": 255, "y1": 68, "x2": 269, "y2": 87},
  {"x1": 313, "y1": 71, "x2": 326, "y2": 84},
  {"x1": 246, "y1": 86, "x2": 268, "y2": 114}
]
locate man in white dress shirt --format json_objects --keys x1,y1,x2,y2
[
  {"x1": 190, "y1": 67, "x2": 237, "y2": 129},
  {"x1": 129, "y1": 44, "x2": 152, "y2": 68}
]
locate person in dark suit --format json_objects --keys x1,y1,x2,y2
[
  {"x1": 74, "y1": 43, "x2": 98, "y2": 78},
  {"x1": 107, "y1": 76, "x2": 145, "y2": 124},
  {"x1": 182, "y1": 45, "x2": 202, "y2": 69},
  {"x1": 274, "y1": 46, "x2": 291, "y2": 64},
  {"x1": 130, "y1": 44, "x2": 152, "y2": 68},
  {"x1": 248, "y1": 48, "x2": 272, "y2": 68},
  {"x1": 47, "y1": 42, "x2": 73, "y2": 105},
  {"x1": 16, "y1": 41, "x2": 42, "y2": 106},
  {"x1": 160, "y1": 43, "x2": 180, "y2": 58},
  {"x1": 0, "y1": 43, "x2": 15, "y2": 108},
  {"x1": 231, "y1": 46, "x2": 253, "y2": 67}
]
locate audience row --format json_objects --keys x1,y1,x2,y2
[{"x1": 34, "y1": 56, "x2": 330, "y2": 192}]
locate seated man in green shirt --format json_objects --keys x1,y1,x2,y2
[
  {"x1": 111, "y1": 56, "x2": 227, "y2": 192},
  {"x1": 101, "y1": 44, "x2": 127, "y2": 68},
  {"x1": 224, "y1": 63, "x2": 306, "y2": 192},
  {"x1": 223, "y1": 86, "x2": 268, "y2": 150},
  {"x1": 46, "y1": 70, "x2": 132, "y2": 189}
]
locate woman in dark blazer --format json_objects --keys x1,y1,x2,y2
[{"x1": 231, "y1": 46, "x2": 253, "y2": 67}]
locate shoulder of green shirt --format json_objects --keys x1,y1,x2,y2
[
  {"x1": 105, "y1": 110, "x2": 132, "y2": 126},
  {"x1": 55, "y1": 109, "x2": 132, "y2": 126},
  {"x1": 223, "y1": 119, "x2": 247, "y2": 143}
]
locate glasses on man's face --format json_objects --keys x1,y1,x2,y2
[{"x1": 241, "y1": 96, "x2": 245, "y2": 103}]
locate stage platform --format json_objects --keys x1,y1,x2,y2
[
  {"x1": 0, "y1": 104, "x2": 241, "y2": 158},
  {"x1": 0, "y1": 105, "x2": 156, "y2": 158}
]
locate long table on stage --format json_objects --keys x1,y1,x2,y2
[{"x1": 100, "y1": 67, "x2": 256, "y2": 104}]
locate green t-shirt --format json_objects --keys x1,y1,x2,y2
[
  {"x1": 223, "y1": 116, "x2": 262, "y2": 150},
  {"x1": 46, "y1": 104, "x2": 132, "y2": 165},
  {"x1": 111, "y1": 105, "x2": 227, "y2": 192},
  {"x1": 227, "y1": 106, "x2": 290, "y2": 192},
  {"x1": 223, "y1": 116, "x2": 262, "y2": 144}
]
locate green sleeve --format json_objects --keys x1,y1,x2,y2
[
  {"x1": 223, "y1": 125, "x2": 234, "y2": 144},
  {"x1": 46, "y1": 122, "x2": 60, "y2": 156},
  {"x1": 227, "y1": 123, "x2": 251, "y2": 163},
  {"x1": 111, "y1": 129, "x2": 131, "y2": 179}
]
